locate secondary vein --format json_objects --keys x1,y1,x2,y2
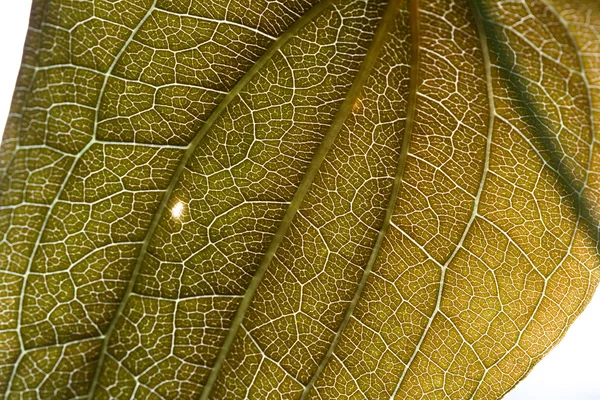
[
  {"x1": 199, "y1": 0, "x2": 410, "y2": 398},
  {"x1": 390, "y1": 0, "x2": 497, "y2": 393},
  {"x1": 4, "y1": 0, "x2": 158, "y2": 397},
  {"x1": 468, "y1": 1, "x2": 598, "y2": 397},
  {"x1": 86, "y1": 0, "x2": 335, "y2": 396},
  {"x1": 299, "y1": 0, "x2": 417, "y2": 396}
]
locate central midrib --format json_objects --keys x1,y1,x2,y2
[
  {"x1": 198, "y1": 0, "x2": 409, "y2": 398},
  {"x1": 85, "y1": 0, "x2": 335, "y2": 396}
]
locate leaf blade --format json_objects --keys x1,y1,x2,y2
[{"x1": 0, "y1": 0, "x2": 599, "y2": 399}]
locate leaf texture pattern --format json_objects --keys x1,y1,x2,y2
[{"x1": 0, "y1": 0, "x2": 599, "y2": 399}]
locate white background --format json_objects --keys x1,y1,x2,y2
[{"x1": 0, "y1": 1, "x2": 598, "y2": 399}]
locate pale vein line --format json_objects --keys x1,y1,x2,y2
[
  {"x1": 242, "y1": 324, "x2": 304, "y2": 387},
  {"x1": 155, "y1": 6, "x2": 278, "y2": 41},
  {"x1": 469, "y1": 0, "x2": 599, "y2": 396},
  {"x1": 476, "y1": 214, "x2": 541, "y2": 275},
  {"x1": 390, "y1": 221, "x2": 442, "y2": 269},
  {"x1": 390, "y1": 0, "x2": 496, "y2": 395},
  {"x1": 3, "y1": 2, "x2": 159, "y2": 396},
  {"x1": 470, "y1": 217, "x2": 581, "y2": 398}
]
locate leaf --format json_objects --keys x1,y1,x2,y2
[{"x1": 0, "y1": 0, "x2": 599, "y2": 398}]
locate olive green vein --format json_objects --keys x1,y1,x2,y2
[
  {"x1": 198, "y1": 2, "x2": 408, "y2": 398},
  {"x1": 86, "y1": 0, "x2": 335, "y2": 396},
  {"x1": 299, "y1": 0, "x2": 414, "y2": 397}
]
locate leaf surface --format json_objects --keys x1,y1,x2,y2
[{"x1": 0, "y1": 0, "x2": 599, "y2": 399}]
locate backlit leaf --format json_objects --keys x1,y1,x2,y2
[{"x1": 1, "y1": 0, "x2": 599, "y2": 398}]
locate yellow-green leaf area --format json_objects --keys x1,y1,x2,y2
[{"x1": 0, "y1": 0, "x2": 599, "y2": 399}]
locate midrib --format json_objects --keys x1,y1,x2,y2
[
  {"x1": 86, "y1": 0, "x2": 335, "y2": 396},
  {"x1": 199, "y1": 0, "x2": 408, "y2": 398},
  {"x1": 300, "y1": 0, "x2": 419, "y2": 397}
]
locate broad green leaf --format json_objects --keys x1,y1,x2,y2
[{"x1": 0, "y1": 0, "x2": 599, "y2": 399}]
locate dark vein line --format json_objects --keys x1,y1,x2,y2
[
  {"x1": 86, "y1": 0, "x2": 335, "y2": 396},
  {"x1": 298, "y1": 0, "x2": 414, "y2": 397},
  {"x1": 198, "y1": 1, "x2": 409, "y2": 398},
  {"x1": 471, "y1": 0, "x2": 599, "y2": 250},
  {"x1": 468, "y1": 1, "x2": 600, "y2": 397}
]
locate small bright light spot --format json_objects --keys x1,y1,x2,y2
[
  {"x1": 352, "y1": 97, "x2": 363, "y2": 114},
  {"x1": 171, "y1": 201, "x2": 185, "y2": 218}
]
